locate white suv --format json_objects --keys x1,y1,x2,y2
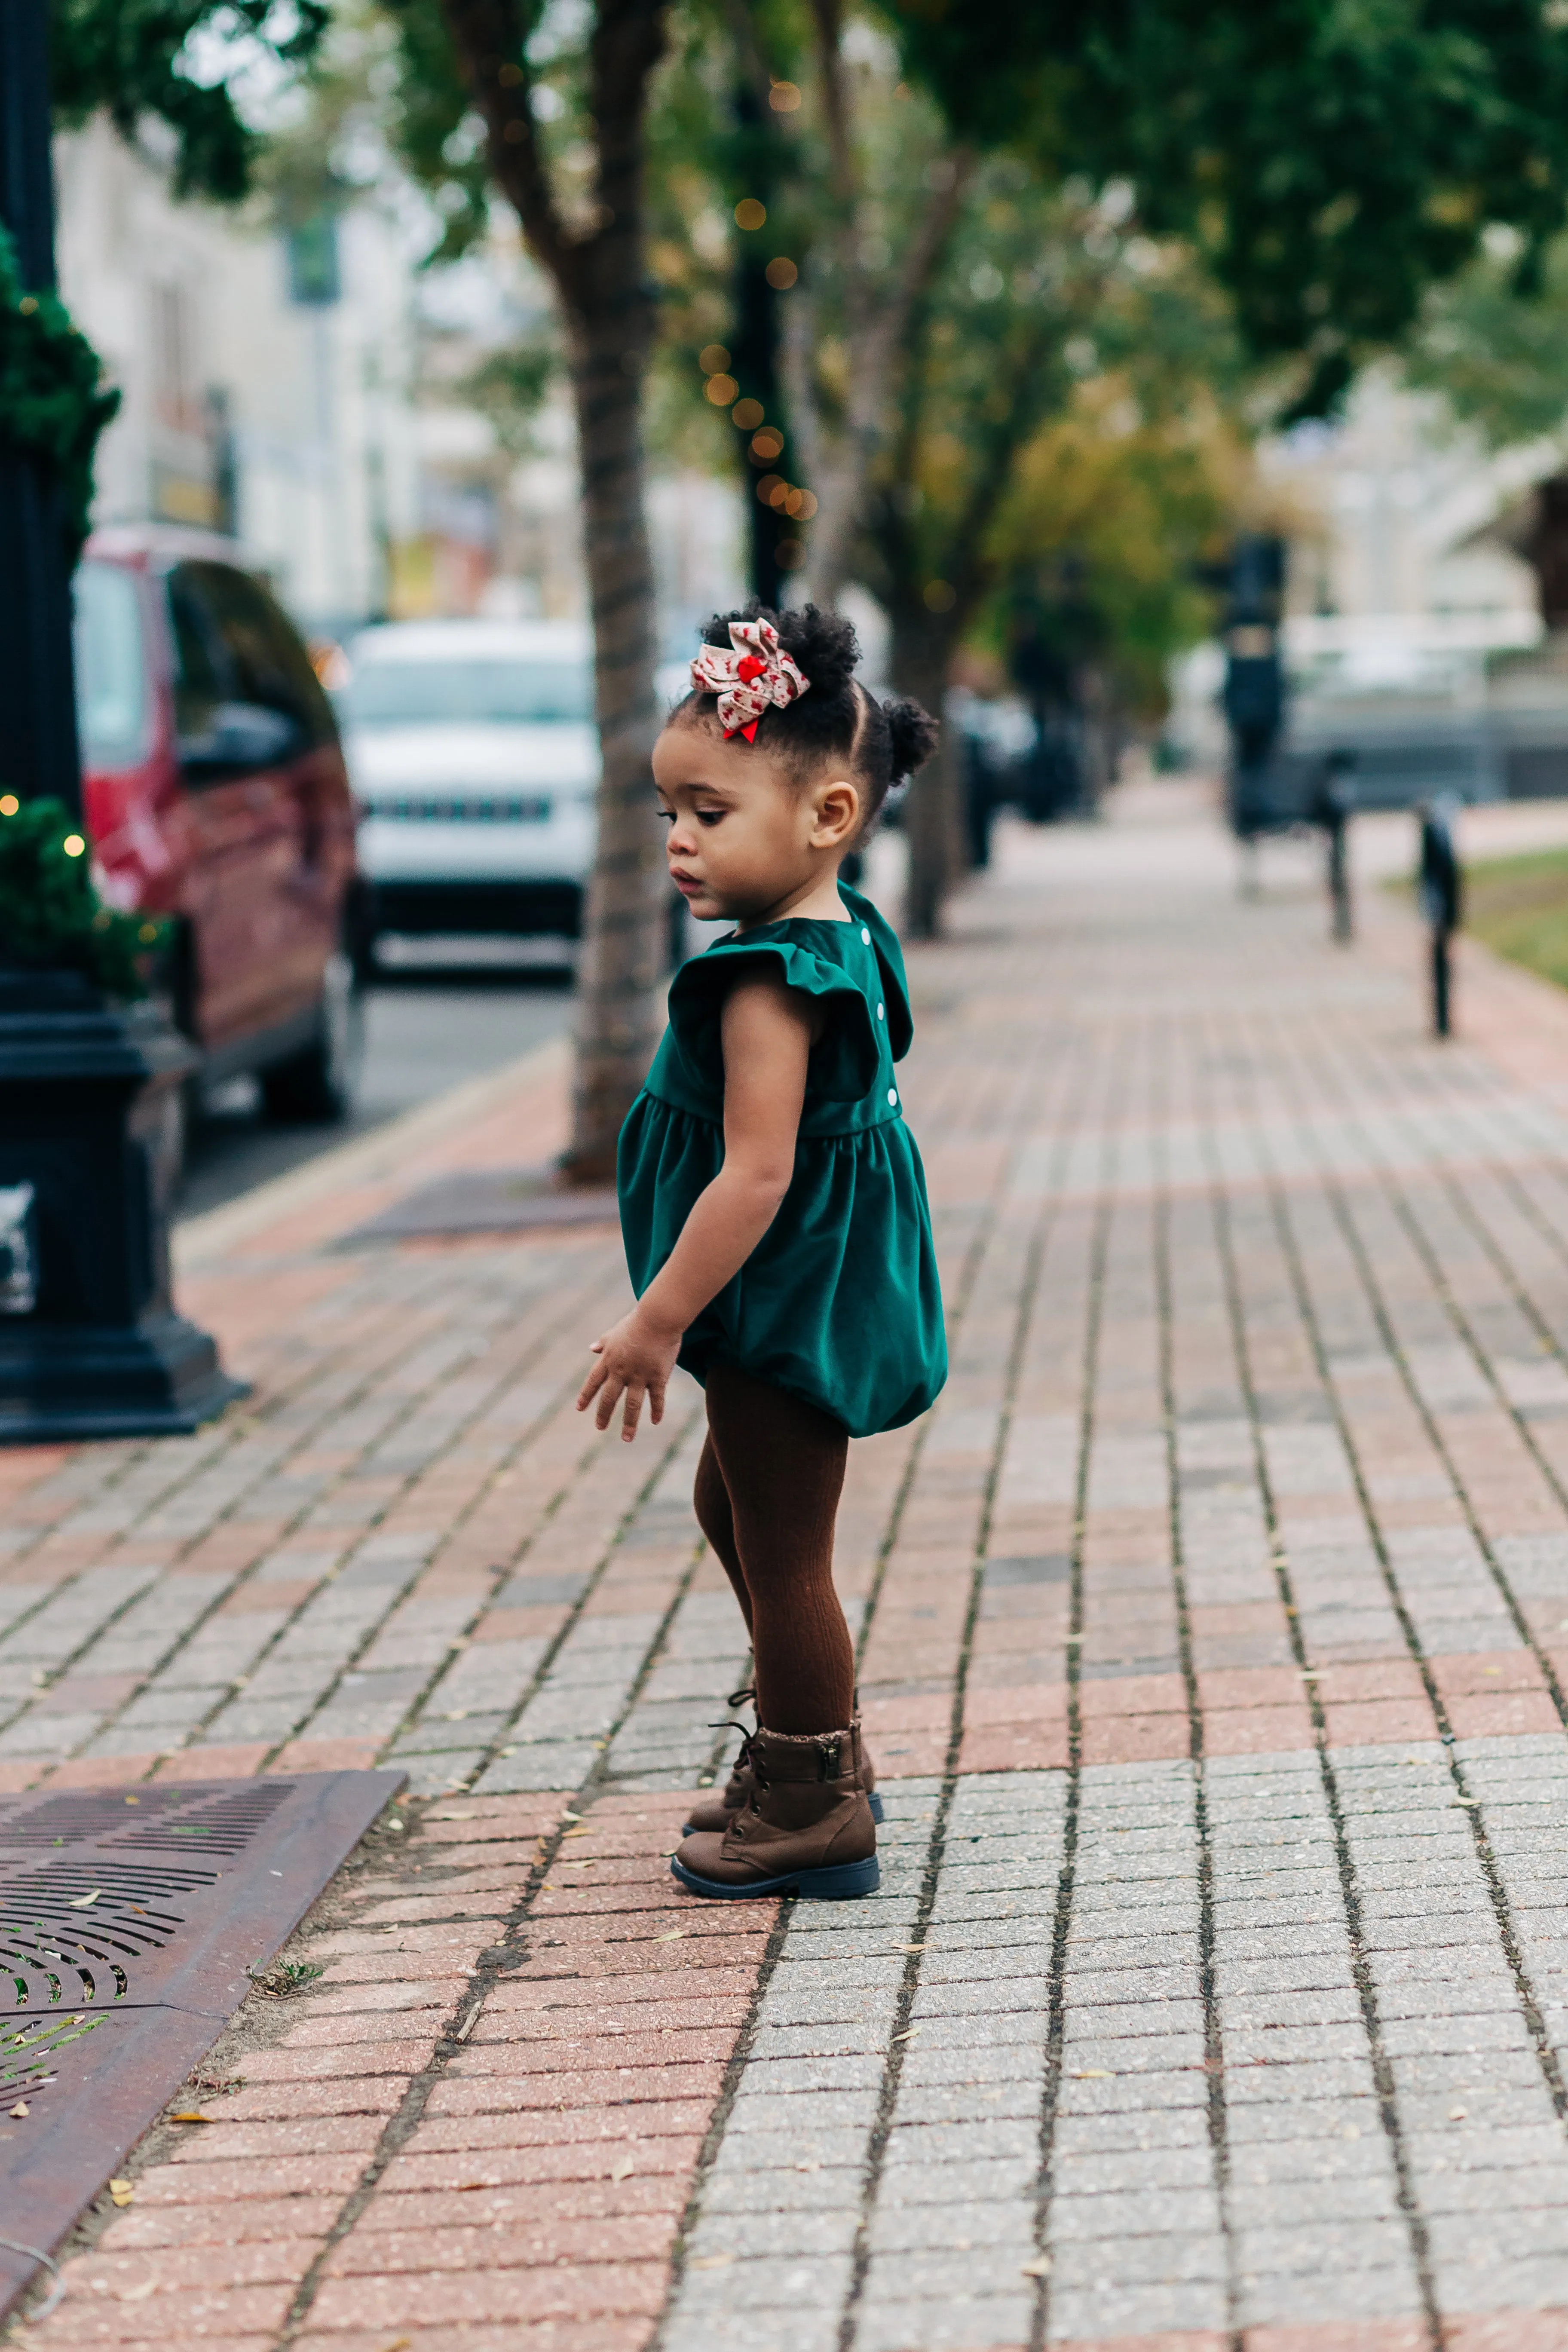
[{"x1": 340, "y1": 618, "x2": 597, "y2": 961}]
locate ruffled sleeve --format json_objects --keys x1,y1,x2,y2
[{"x1": 667, "y1": 935, "x2": 880, "y2": 1102}]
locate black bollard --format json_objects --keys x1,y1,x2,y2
[
  {"x1": 1418, "y1": 799, "x2": 1462, "y2": 1038},
  {"x1": 1318, "y1": 750, "x2": 1357, "y2": 943}
]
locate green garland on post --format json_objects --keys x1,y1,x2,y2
[
  {"x1": 0, "y1": 226, "x2": 120, "y2": 555},
  {"x1": 0, "y1": 796, "x2": 165, "y2": 997}
]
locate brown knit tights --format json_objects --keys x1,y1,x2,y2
[{"x1": 693, "y1": 1361, "x2": 854, "y2": 1736}]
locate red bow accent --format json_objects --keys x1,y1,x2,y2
[{"x1": 689, "y1": 617, "x2": 810, "y2": 738}]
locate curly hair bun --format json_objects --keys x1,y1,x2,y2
[
  {"x1": 683, "y1": 598, "x2": 937, "y2": 827},
  {"x1": 882, "y1": 696, "x2": 940, "y2": 783},
  {"x1": 698, "y1": 599, "x2": 860, "y2": 703}
]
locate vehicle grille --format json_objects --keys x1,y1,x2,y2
[{"x1": 365, "y1": 795, "x2": 552, "y2": 824}]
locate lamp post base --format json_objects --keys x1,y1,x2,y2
[
  {"x1": 0, "y1": 970, "x2": 246, "y2": 1447},
  {"x1": 0, "y1": 1317, "x2": 246, "y2": 1442}
]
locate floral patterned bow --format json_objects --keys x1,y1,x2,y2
[{"x1": 689, "y1": 616, "x2": 810, "y2": 742}]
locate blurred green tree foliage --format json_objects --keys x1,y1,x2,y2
[
  {"x1": 51, "y1": 0, "x2": 329, "y2": 202},
  {"x1": 456, "y1": 337, "x2": 559, "y2": 457},
  {"x1": 887, "y1": 0, "x2": 1568, "y2": 420},
  {"x1": 858, "y1": 161, "x2": 1253, "y2": 925},
  {"x1": 864, "y1": 172, "x2": 1247, "y2": 683},
  {"x1": 1407, "y1": 231, "x2": 1568, "y2": 450}
]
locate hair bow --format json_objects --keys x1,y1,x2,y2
[{"x1": 689, "y1": 616, "x2": 809, "y2": 742}]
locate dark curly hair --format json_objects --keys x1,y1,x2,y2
[{"x1": 671, "y1": 600, "x2": 939, "y2": 827}]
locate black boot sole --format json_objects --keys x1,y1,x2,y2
[{"x1": 670, "y1": 1852, "x2": 880, "y2": 1900}]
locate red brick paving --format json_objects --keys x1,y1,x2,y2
[{"x1": 13, "y1": 794, "x2": 1568, "y2": 2349}]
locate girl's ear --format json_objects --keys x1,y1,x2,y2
[{"x1": 812, "y1": 778, "x2": 861, "y2": 848}]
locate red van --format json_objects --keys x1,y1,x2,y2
[{"x1": 74, "y1": 526, "x2": 364, "y2": 1147}]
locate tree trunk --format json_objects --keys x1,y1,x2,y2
[
  {"x1": 564, "y1": 301, "x2": 666, "y2": 1181},
  {"x1": 440, "y1": 0, "x2": 669, "y2": 1183},
  {"x1": 891, "y1": 603, "x2": 962, "y2": 938}
]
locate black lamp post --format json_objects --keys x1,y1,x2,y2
[
  {"x1": 0, "y1": 0, "x2": 243, "y2": 1440},
  {"x1": 0, "y1": 0, "x2": 79, "y2": 814}
]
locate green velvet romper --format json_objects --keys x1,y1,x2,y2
[{"x1": 616, "y1": 883, "x2": 947, "y2": 1439}]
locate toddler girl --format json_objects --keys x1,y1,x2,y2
[{"x1": 576, "y1": 602, "x2": 946, "y2": 1899}]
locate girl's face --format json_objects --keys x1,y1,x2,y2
[{"x1": 652, "y1": 719, "x2": 860, "y2": 927}]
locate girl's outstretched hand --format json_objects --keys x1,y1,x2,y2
[{"x1": 577, "y1": 1308, "x2": 682, "y2": 1440}]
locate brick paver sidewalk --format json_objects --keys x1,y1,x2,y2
[{"x1": 8, "y1": 786, "x2": 1568, "y2": 2352}]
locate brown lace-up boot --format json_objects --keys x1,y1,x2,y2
[
  {"x1": 684, "y1": 1692, "x2": 883, "y2": 1835},
  {"x1": 672, "y1": 1724, "x2": 878, "y2": 1900}
]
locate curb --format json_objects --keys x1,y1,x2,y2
[{"x1": 172, "y1": 1033, "x2": 570, "y2": 1271}]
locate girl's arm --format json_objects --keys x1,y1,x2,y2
[{"x1": 577, "y1": 972, "x2": 816, "y2": 1439}]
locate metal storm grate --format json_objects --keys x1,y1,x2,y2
[{"x1": 0, "y1": 1768, "x2": 402, "y2": 2321}]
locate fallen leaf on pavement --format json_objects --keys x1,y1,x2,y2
[
  {"x1": 68, "y1": 1890, "x2": 101, "y2": 1909},
  {"x1": 1070, "y1": 2069, "x2": 1111, "y2": 2079},
  {"x1": 169, "y1": 2113, "x2": 212, "y2": 2125},
  {"x1": 120, "y1": 2280, "x2": 158, "y2": 2303},
  {"x1": 609, "y1": 2153, "x2": 636, "y2": 2182},
  {"x1": 1449, "y1": 2106, "x2": 1467, "y2": 2120},
  {"x1": 9, "y1": 2103, "x2": 27, "y2": 2119},
  {"x1": 898, "y1": 1943, "x2": 928, "y2": 1954},
  {"x1": 1020, "y1": 2257, "x2": 1052, "y2": 2278},
  {"x1": 690, "y1": 2255, "x2": 732, "y2": 2270},
  {"x1": 107, "y1": 2179, "x2": 134, "y2": 2206},
  {"x1": 654, "y1": 1929, "x2": 686, "y2": 1942}
]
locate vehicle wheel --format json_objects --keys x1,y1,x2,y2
[
  {"x1": 260, "y1": 949, "x2": 364, "y2": 1122},
  {"x1": 344, "y1": 881, "x2": 380, "y2": 988}
]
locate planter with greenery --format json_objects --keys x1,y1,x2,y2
[{"x1": 0, "y1": 795, "x2": 163, "y2": 995}]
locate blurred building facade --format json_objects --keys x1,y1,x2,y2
[
  {"x1": 56, "y1": 118, "x2": 744, "y2": 650},
  {"x1": 1262, "y1": 368, "x2": 1545, "y2": 648},
  {"x1": 1169, "y1": 369, "x2": 1568, "y2": 798},
  {"x1": 56, "y1": 117, "x2": 424, "y2": 631}
]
